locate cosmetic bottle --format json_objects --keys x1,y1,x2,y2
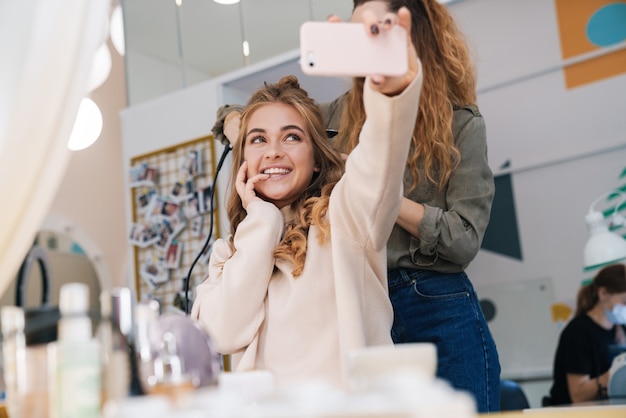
[
  {"x1": 133, "y1": 299, "x2": 160, "y2": 390},
  {"x1": 148, "y1": 331, "x2": 195, "y2": 404},
  {"x1": 99, "y1": 287, "x2": 135, "y2": 405},
  {"x1": 20, "y1": 306, "x2": 60, "y2": 418},
  {"x1": 1, "y1": 306, "x2": 25, "y2": 418},
  {"x1": 54, "y1": 283, "x2": 101, "y2": 418}
]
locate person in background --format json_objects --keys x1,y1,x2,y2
[
  {"x1": 546, "y1": 263, "x2": 626, "y2": 405},
  {"x1": 212, "y1": 0, "x2": 499, "y2": 411},
  {"x1": 193, "y1": 8, "x2": 423, "y2": 388}
]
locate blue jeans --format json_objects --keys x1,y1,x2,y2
[{"x1": 388, "y1": 268, "x2": 501, "y2": 413}]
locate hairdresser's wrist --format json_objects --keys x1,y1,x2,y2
[
  {"x1": 223, "y1": 111, "x2": 241, "y2": 146},
  {"x1": 596, "y1": 375, "x2": 608, "y2": 399}
]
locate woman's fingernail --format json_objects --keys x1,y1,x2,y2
[{"x1": 370, "y1": 24, "x2": 379, "y2": 35}]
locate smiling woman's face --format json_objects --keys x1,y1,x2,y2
[{"x1": 243, "y1": 102, "x2": 319, "y2": 209}]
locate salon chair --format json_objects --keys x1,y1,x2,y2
[{"x1": 500, "y1": 379, "x2": 530, "y2": 411}]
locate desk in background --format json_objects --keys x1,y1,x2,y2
[{"x1": 482, "y1": 399, "x2": 626, "y2": 418}]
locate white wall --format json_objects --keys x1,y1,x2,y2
[
  {"x1": 452, "y1": 0, "x2": 626, "y2": 171},
  {"x1": 451, "y1": 0, "x2": 626, "y2": 406}
]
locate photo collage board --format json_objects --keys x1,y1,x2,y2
[{"x1": 129, "y1": 135, "x2": 220, "y2": 313}]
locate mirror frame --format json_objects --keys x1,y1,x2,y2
[{"x1": 41, "y1": 214, "x2": 113, "y2": 293}]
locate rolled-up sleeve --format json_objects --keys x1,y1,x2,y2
[{"x1": 415, "y1": 114, "x2": 494, "y2": 267}]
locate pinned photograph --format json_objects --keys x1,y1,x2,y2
[
  {"x1": 161, "y1": 200, "x2": 181, "y2": 219},
  {"x1": 171, "y1": 178, "x2": 195, "y2": 203},
  {"x1": 136, "y1": 188, "x2": 158, "y2": 213},
  {"x1": 183, "y1": 192, "x2": 202, "y2": 219},
  {"x1": 181, "y1": 149, "x2": 203, "y2": 178},
  {"x1": 167, "y1": 209, "x2": 187, "y2": 241},
  {"x1": 140, "y1": 253, "x2": 170, "y2": 287},
  {"x1": 144, "y1": 166, "x2": 158, "y2": 185},
  {"x1": 190, "y1": 216, "x2": 204, "y2": 237},
  {"x1": 129, "y1": 162, "x2": 158, "y2": 187},
  {"x1": 164, "y1": 240, "x2": 183, "y2": 269},
  {"x1": 129, "y1": 223, "x2": 159, "y2": 248},
  {"x1": 154, "y1": 219, "x2": 174, "y2": 251},
  {"x1": 147, "y1": 195, "x2": 167, "y2": 221},
  {"x1": 200, "y1": 186, "x2": 213, "y2": 214}
]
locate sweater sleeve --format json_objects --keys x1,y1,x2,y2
[
  {"x1": 330, "y1": 63, "x2": 423, "y2": 251},
  {"x1": 190, "y1": 201, "x2": 283, "y2": 353}
]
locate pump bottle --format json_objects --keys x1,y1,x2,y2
[{"x1": 53, "y1": 283, "x2": 101, "y2": 418}]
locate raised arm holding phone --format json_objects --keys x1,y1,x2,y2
[{"x1": 193, "y1": 9, "x2": 422, "y2": 389}]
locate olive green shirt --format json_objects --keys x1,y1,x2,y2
[{"x1": 320, "y1": 96, "x2": 494, "y2": 272}]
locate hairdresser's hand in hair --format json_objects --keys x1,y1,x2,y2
[
  {"x1": 332, "y1": 7, "x2": 418, "y2": 96},
  {"x1": 224, "y1": 111, "x2": 241, "y2": 147},
  {"x1": 236, "y1": 160, "x2": 269, "y2": 210}
]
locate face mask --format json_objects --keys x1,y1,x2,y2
[{"x1": 605, "y1": 303, "x2": 626, "y2": 325}]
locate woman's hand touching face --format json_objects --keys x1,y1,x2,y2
[{"x1": 235, "y1": 160, "x2": 268, "y2": 210}]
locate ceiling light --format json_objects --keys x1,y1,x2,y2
[{"x1": 213, "y1": 0, "x2": 240, "y2": 5}]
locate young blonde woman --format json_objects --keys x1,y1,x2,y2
[{"x1": 193, "y1": 8, "x2": 422, "y2": 388}]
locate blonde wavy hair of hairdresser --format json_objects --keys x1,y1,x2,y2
[
  {"x1": 336, "y1": 0, "x2": 475, "y2": 191},
  {"x1": 226, "y1": 76, "x2": 345, "y2": 277}
]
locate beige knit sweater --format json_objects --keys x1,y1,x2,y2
[{"x1": 192, "y1": 66, "x2": 423, "y2": 389}]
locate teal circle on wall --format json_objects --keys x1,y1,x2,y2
[{"x1": 586, "y1": 3, "x2": 626, "y2": 47}]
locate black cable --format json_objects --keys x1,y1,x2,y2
[{"x1": 184, "y1": 144, "x2": 231, "y2": 314}]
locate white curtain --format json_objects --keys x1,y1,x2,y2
[{"x1": 0, "y1": 0, "x2": 110, "y2": 297}]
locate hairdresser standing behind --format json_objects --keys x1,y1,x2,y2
[
  {"x1": 328, "y1": 1, "x2": 499, "y2": 412},
  {"x1": 213, "y1": 0, "x2": 499, "y2": 411},
  {"x1": 547, "y1": 264, "x2": 626, "y2": 405}
]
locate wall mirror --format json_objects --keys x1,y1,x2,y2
[
  {"x1": 0, "y1": 216, "x2": 111, "y2": 316},
  {"x1": 122, "y1": 0, "x2": 353, "y2": 105}
]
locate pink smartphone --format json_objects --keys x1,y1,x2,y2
[{"x1": 299, "y1": 21, "x2": 408, "y2": 77}]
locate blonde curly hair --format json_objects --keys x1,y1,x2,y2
[{"x1": 226, "y1": 76, "x2": 345, "y2": 277}]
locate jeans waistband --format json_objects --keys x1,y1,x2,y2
[{"x1": 387, "y1": 268, "x2": 468, "y2": 289}]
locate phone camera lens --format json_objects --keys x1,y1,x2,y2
[{"x1": 307, "y1": 52, "x2": 315, "y2": 68}]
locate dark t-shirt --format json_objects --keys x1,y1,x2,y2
[{"x1": 548, "y1": 314, "x2": 624, "y2": 405}]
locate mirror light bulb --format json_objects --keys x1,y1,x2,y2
[
  {"x1": 68, "y1": 98, "x2": 103, "y2": 151},
  {"x1": 110, "y1": 4, "x2": 125, "y2": 56},
  {"x1": 87, "y1": 43, "x2": 112, "y2": 92}
]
